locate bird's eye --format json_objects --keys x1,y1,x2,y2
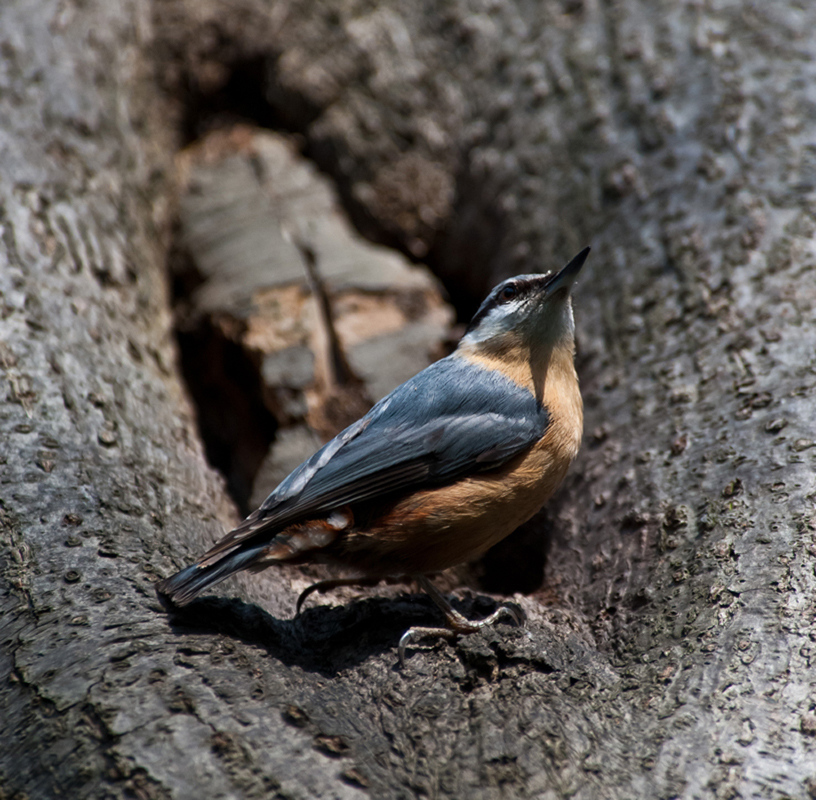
[{"x1": 499, "y1": 284, "x2": 518, "y2": 303}]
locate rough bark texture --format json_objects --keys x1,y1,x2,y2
[{"x1": 2, "y1": 1, "x2": 816, "y2": 799}]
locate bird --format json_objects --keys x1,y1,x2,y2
[{"x1": 157, "y1": 247, "x2": 588, "y2": 663}]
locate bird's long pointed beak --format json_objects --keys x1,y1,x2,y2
[{"x1": 546, "y1": 246, "x2": 590, "y2": 294}]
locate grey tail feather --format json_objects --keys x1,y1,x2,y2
[{"x1": 155, "y1": 545, "x2": 267, "y2": 607}]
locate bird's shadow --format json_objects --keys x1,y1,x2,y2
[{"x1": 159, "y1": 589, "x2": 519, "y2": 676}]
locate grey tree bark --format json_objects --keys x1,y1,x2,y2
[{"x1": 2, "y1": 1, "x2": 815, "y2": 799}]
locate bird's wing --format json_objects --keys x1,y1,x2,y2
[{"x1": 200, "y1": 355, "x2": 549, "y2": 561}]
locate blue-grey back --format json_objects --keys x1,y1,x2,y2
[{"x1": 258, "y1": 354, "x2": 549, "y2": 522}]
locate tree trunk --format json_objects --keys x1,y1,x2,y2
[{"x1": 3, "y1": 1, "x2": 815, "y2": 798}]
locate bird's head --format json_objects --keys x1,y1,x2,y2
[{"x1": 459, "y1": 247, "x2": 590, "y2": 360}]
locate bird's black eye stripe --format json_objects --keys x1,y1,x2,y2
[
  {"x1": 465, "y1": 277, "x2": 539, "y2": 334},
  {"x1": 498, "y1": 283, "x2": 518, "y2": 303}
]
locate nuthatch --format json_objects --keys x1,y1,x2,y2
[{"x1": 157, "y1": 248, "x2": 588, "y2": 662}]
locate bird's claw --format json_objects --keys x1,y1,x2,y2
[{"x1": 398, "y1": 597, "x2": 525, "y2": 667}]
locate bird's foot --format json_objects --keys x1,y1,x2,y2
[{"x1": 398, "y1": 575, "x2": 525, "y2": 666}]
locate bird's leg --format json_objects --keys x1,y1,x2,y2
[
  {"x1": 418, "y1": 575, "x2": 525, "y2": 630},
  {"x1": 295, "y1": 577, "x2": 382, "y2": 616},
  {"x1": 398, "y1": 575, "x2": 524, "y2": 665}
]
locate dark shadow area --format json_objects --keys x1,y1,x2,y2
[
  {"x1": 425, "y1": 164, "x2": 512, "y2": 319},
  {"x1": 159, "y1": 589, "x2": 525, "y2": 677},
  {"x1": 179, "y1": 56, "x2": 292, "y2": 145},
  {"x1": 176, "y1": 317, "x2": 277, "y2": 515},
  {"x1": 167, "y1": 234, "x2": 206, "y2": 305},
  {"x1": 474, "y1": 509, "x2": 554, "y2": 595}
]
